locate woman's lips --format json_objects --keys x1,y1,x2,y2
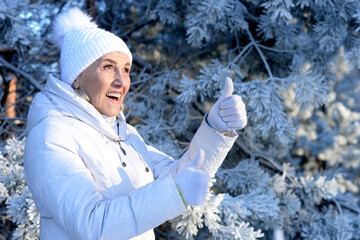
[{"x1": 106, "y1": 92, "x2": 121, "y2": 103}]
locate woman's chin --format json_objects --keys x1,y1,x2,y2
[
  {"x1": 98, "y1": 107, "x2": 121, "y2": 117},
  {"x1": 102, "y1": 111, "x2": 120, "y2": 117}
]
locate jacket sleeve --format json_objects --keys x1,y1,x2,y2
[
  {"x1": 24, "y1": 119, "x2": 186, "y2": 240},
  {"x1": 146, "y1": 115, "x2": 238, "y2": 178}
]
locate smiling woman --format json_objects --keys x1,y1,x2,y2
[{"x1": 23, "y1": 6, "x2": 247, "y2": 240}]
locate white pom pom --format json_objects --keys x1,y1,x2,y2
[{"x1": 53, "y1": 7, "x2": 97, "y2": 48}]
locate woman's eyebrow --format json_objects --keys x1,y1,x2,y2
[
  {"x1": 101, "y1": 59, "x2": 131, "y2": 67},
  {"x1": 101, "y1": 58, "x2": 117, "y2": 64}
]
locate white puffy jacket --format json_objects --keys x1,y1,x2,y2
[{"x1": 24, "y1": 74, "x2": 237, "y2": 240}]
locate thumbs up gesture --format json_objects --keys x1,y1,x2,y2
[{"x1": 207, "y1": 77, "x2": 247, "y2": 133}]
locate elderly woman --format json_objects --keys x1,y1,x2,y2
[{"x1": 24, "y1": 7, "x2": 247, "y2": 240}]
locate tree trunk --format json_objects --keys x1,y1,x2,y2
[
  {"x1": 87, "y1": 0, "x2": 96, "y2": 16},
  {"x1": 4, "y1": 75, "x2": 17, "y2": 119}
]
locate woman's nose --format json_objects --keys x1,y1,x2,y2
[{"x1": 113, "y1": 73, "x2": 125, "y2": 87}]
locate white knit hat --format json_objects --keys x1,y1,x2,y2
[{"x1": 53, "y1": 7, "x2": 133, "y2": 85}]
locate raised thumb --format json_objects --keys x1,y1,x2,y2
[
  {"x1": 220, "y1": 77, "x2": 233, "y2": 99},
  {"x1": 188, "y1": 149, "x2": 205, "y2": 169}
]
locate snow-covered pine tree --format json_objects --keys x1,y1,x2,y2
[{"x1": 1, "y1": 0, "x2": 360, "y2": 239}]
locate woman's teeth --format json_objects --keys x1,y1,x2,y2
[{"x1": 106, "y1": 93, "x2": 121, "y2": 100}]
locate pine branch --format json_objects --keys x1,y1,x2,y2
[
  {"x1": 0, "y1": 57, "x2": 44, "y2": 91},
  {"x1": 258, "y1": 44, "x2": 298, "y2": 53},
  {"x1": 42, "y1": 2, "x2": 67, "y2": 38},
  {"x1": 121, "y1": 19, "x2": 156, "y2": 41},
  {"x1": 245, "y1": 28, "x2": 274, "y2": 79},
  {"x1": 133, "y1": 56, "x2": 153, "y2": 72},
  {"x1": 231, "y1": 42, "x2": 254, "y2": 63},
  {"x1": 330, "y1": 199, "x2": 360, "y2": 215},
  {"x1": 234, "y1": 138, "x2": 298, "y2": 184}
]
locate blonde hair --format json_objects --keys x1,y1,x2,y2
[{"x1": 74, "y1": 88, "x2": 90, "y2": 102}]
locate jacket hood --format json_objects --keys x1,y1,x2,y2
[{"x1": 26, "y1": 74, "x2": 127, "y2": 140}]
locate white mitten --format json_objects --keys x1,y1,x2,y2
[
  {"x1": 173, "y1": 150, "x2": 210, "y2": 206},
  {"x1": 207, "y1": 77, "x2": 247, "y2": 133}
]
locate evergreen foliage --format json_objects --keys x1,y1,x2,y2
[{"x1": 1, "y1": 0, "x2": 360, "y2": 239}]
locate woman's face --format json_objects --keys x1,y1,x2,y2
[{"x1": 73, "y1": 52, "x2": 131, "y2": 116}]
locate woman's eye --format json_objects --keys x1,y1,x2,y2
[
  {"x1": 124, "y1": 68, "x2": 130, "y2": 73},
  {"x1": 104, "y1": 65, "x2": 112, "y2": 70}
]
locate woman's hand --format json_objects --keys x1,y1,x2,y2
[
  {"x1": 207, "y1": 77, "x2": 247, "y2": 134},
  {"x1": 173, "y1": 150, "x2": 210, "y2": 206}
]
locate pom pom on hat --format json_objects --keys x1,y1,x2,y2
[
  {"x1": 52, "y1": 7, "x2": 133, "y2": 85},
  {"x1": 53, "y1": 7, "x2": 97, "y2": 48}
]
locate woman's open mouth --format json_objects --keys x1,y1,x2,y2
[{"x1": 106, "y1": 92, "x2": 121, "y2": 103}]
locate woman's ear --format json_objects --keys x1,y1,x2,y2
[{"x1": 72, "y1": 79, "x2": 80, "y2": 89}]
